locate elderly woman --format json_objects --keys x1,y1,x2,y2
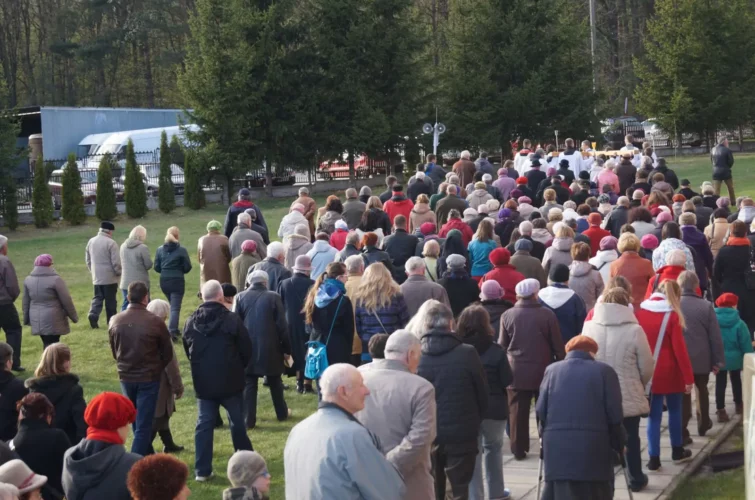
[
  {"x1": 0, "y1": 460, "x2": 47, "y2": 500},
  {"x1": 610, "y1": 233, "x2": 655, "y2": 308},
  {"x1": 652, "y1": 222, "x2": 695, "y2": 272},
  {"x1": 569, "y1": 242, "x2": 604, "y2": 311},
  {"x1": 22, "y1": 254, "x2": 78, "y2": 348},
  {"x1": 154, "y1": 226, "x2": 192, "y2": 341},
  {"x1": 231, "y1": 240, "x2": 261, "y2": 292},
  {"x1": 588, "y1": 236, "x2": 619, "y2": 285},
  {"x1": 422, "y1": 239, "x2": 441, "y2": 281},
  {"x1": 316, "y1": 195, "x2": 345, "y2": 235},
  {"x1": 409, "y1": 193, "x2": 436, "y2": 234},
  {"x1": 127, "y1": 454, "x2": 191, "y2": 500},
  {"x1": 542, "y1": 224, "x2": 574, "y2": 275},
  {"x1": 119, "y1": 225, "x2": 153, "y2": 310},
  {"x1": 582, "y1": 288, "x2": 654, "y2": 492},
  {"x1": 283, "y1": 224, "x2": 313, "y2": 269},
  {"x1": 198, "y1": 220, "x2": 232, "y2": 289},
  {"x1": 437, "y1": 229, "x2": 469, "y2": 279},
  {"x1": 223, "y1": 451, "x2": 271, "y2": 500},
  {"x1": 146, "y1": 299, "x2": 184, "y2": 454},
  {"x1": 714, "y1": 220, "x2": 755, "y2": 333},
  {"x1": 438, "y1": 254, "x2": 480, "y2": 317},
  {"x1": 536, "y1": 335, "x2": 625, "y2": 500}
]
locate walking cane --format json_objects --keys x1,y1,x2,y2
[{"x1": 536, "y1": 442, "x2": 544, "y2": 500}]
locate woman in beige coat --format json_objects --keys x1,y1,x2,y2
[
  {"x1": 146, "y1": 299, "x2": 184, "y2": 453},
  {"x1": 197, "y1": 220, "x2": 232, "y2": 288},
  {"x1": 582, "y1": 287, "x2": 654, "y2": 492},
  {"x1": 22, "y1": 254, "x2": 78, "y2": 348},
  {"x1": 283, "y1": 224, "x2": 313, "y2": 269},
  {"x1": 704, "y1": 208, "x2": 730, "y2": 258},
  {"x1": 409, "y1": 194, "x2": 436, "y2": 234}
]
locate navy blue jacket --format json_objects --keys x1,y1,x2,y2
[{"x1": 538, "y1": 284, "x2": 587, "y2": 345}]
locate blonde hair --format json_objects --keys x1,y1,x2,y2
[
  {"x1": 554, "y1": 224, "x2": 574, "y2": 239},
  {"x1": 366, "y1": 196, "x2": 383, "y2": 210},
  {"x1": 129, "y1": 225, "x2": 147, "y2": 242},
  {"x1": 353, "y1": 263, "x2": 401, "y2": 312},
  {"x1": 147, "y1": 299, "x2": 171, "y2": 322},
  {"x1": 543, "y1": 189, "x2": 556, "y2": 202},
  {"x1": 657, "y1": 280, "x2": 686, "y2": 329},
  {"x1": 602, "y1": 287, "x2": 631, "y2": 306},
  {"x1": 417, "y1": 194, "x2": 429, "y2": 204},
  {"x1": 618, "y1": 233, "x2": 641, "y2": 253},
  {"x1": 474, "y1": 219, "x2": 494, "y2": 243},
  {"x1": 165, "y1": 226, "x2": 180, "y2": 243},
  {"x1": 423, "y1": 239, "x2": 440, "y2": 258},
  {"x1": 34, "y1": 343, "x2": 71, "y2": 378}
]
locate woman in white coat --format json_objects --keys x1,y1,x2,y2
[{"x1": 582, "y1": 287, "x2": 654, "y2": 493}]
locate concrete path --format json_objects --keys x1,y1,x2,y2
[{"x1": 497, "y1": 377, "x2": 737, "y2": 500}]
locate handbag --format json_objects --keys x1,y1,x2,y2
[
  {"x1": 372, "y1": 310, "x2": 389, "y2": 334},
  {"x1": 304, "y1": 296, "x2": 344, "y2": 380},
  {"x1": 643, "y1": 311, "x2": 671, "y2": 417}
]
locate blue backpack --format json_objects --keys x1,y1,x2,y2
[{"x1": 304, "y1": 296, "x2": 344, "y2": 380}]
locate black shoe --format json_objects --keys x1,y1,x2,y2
[
  {"x1": 296, "y1": 380, "x2": 304, "y2": 394},
  {"x1": 630, "y1": 474, "x2": 649, "y2": 492},
  {"x1": 11, "y1": 365, "x2": 24, "y2": 373},
  {"x1": 163, "y1": 443, "x2": 185, "y2": 453},
  {"x1": 171, "y1": 334, "x2": 180, "y2": 344},
  {"x1": 303, "y1": 385, "x2": 315, "y2": 394},
  {"x1": 682, "y1": 435, "x2": 693, "y2": 446},
  {"x1": 215, "y1": 416, "x2": 224, "y2": 428},
  {"x1": 88, "y1": 315, "x2": 99, "y2": 329},
  {"x1": 647, "y1": 456, "x2": 661, "y2": 471},
  {"x1": 672, "y1": 446, "x2": 692, "y2": 464}
]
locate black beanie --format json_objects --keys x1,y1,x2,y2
[
  {"x1": 100, "y1": 221, "x2": 115, "y2": 231},
  {"x1": 549, "y1": 263, "x2": 570, "y2": 284}
]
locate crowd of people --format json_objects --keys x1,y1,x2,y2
[{"x1": 0, "y1": 137, "x2": 750, "y2": 499}]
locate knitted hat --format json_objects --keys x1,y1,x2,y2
[
  {"x1": 241, "y1": 240, "x2": 257, "y2": 253},
  {"x1": 498, "y1": 208, "x2": 512, "y2": 220},
  {"x1": 715, "y1": 293, "x2": 738, "y2": 308},
  {"x1": 293, "y1": 255, "x2": 312, "y2": 273},
  {"x1": 599, "y1": 236, "x2": 618, "y2": 251},
  {"x1": 717, "y1": 197, "x2": 731, "y2": 208},
  {"x1": 207, "y1": 220, "x2": 223, "y2": 232},
  {"x1": 100, "y1": 221, "x2": 115, "y2": 231},
  {"x1": 518, "y1": 196, "x2": 532, "y2": 205},
  {"x1": 446, "y1": 254, "x2": 466, "y2": 270},
  {"x1": 656, "y1": 211, "x2": 673, "y2": 224},
  {"x1": 34, "y1": 254, "x2": 53, "y2": 267},
  {"x1": 85, "y1": 392, "x2": 136, "y2": 445},
  {"x1": 641, "y1": 234, "x2": 659, "y2": 250},
  {"x1": 489, "y1": 248, "x2": 511, "y2": 266},
  {"x1": 497, "y1": 168, "x2": 507, "y2": 176},
  {"x1": 516, "y1": 177, "x2": 528, "y2": 185},
  {"x1": 482, "y1": 174, "x2": 493, "y2": 182},
  {"x1": 546, "y1": 167, "x2": 557, "y2": 177},
  {"x1": 549, "y1": 263, "x2": 570, "y2": 284},
  {"x1": 227, "y1": 451, "x2": 269, "y2": 488},
  {"x1": 587, "y1": 213, "x2": 602, "y2": 225},
  {"x1": 478, "y1": 204, "x2": 490, "y2": 214},
  {"x1": 597, "y1": 194, "x2": 610, "y2": 204},
  {"x1": 515, "y1": 278, "x2": 540, "y2": 298},
  {"x1": 420, "y1": 222, "x2": 436, "y2": 235},
  {"x1": 515, "y1": 238, "x2": 533, "y2": 252},
  {"x1": 335, "y1": 220, "x2": 348, "y2": 231},
  {"x1": 480, "y1": 280, "x2": 504, "y2": 301},
  {"x1": 0, "y1": 460, "x2": 47, "y2": 494}
]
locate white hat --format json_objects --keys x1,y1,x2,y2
[
  {"x1": 335, "y1": 220, "x2": 348, "y2": 231},
  {"x1": 248, "y1": 270, "x2": 269, "y2": 285},
  {"x1": 446, "y1": 254, "x2": 467, "y2": 270},
  {"x1": 515, "y1": 278, "x2": 540, "y2": 298},
  {"x1": 0, "y1": 460, "x2": 47, "y2": 494}
]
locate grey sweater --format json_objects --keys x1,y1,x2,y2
[
  {"x1": 119, "y1": 238, "x2": 152, "y2": 289},
  {"x1": 680, "y1": 292, "x2": 725, "y2": 374},
  {"x1": 85, "y1": 231, "x2": 122, "y2": 285}
]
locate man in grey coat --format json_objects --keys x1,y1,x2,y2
[
  {"x1": 0, "y1": 235, "x2": 22, "y2": 370},
  {"x1": 356, "y1": 331, "x2": 436, "y2": 500},
  {"x1": 85, "y1": 221, "x2": 122, "y2": 329},
  {"x1": 229, "y1": 212, "x2": 267, "y2": 260},
  {"x1": 678, "y1": 271, "x2": 725, "y2": 440},
  {"x1": 342, "y1": 188, "x2": 367, "y2": 230},
  {"x1": 284, "y1": 364, "x2": 406, "y2": 500},
  {"x1": 247, "y1": 242, "x2": 292, "y2": 292},
  {"x1": 400, "y1": 257, "x2": 450, "y2": 317}
]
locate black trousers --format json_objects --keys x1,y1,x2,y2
[
  {"x1": 623, "y1": 416, "x2": 643, "y2": 488},
  {"x1": 431, "y1": 443, "x2": 477, "y2": 500},
  {"x1": 41, "y1": 335, "x2": 60, "y2": 348},
  {"x1": 716, "y1": 370, "x2": 742, "y2": 410},
  {"x1": 243, "y1": 374, "x2": 288, "y2": 428},
  {"x1": 89, "y1": 284, "x2": 118, "y2": 325},
  {"x1": 0, "y1": 304, "x2": 21, "y2": 367}
]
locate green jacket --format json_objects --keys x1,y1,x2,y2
[{"x1": 714, "y1": 307, "x2": 753, "y2": 371}]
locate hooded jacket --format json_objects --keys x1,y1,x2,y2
[
  {"x1": 62, "y1": 439, "x2": 141, "y2": 500},
  {"x1": 11, "y1": 418, "x2": 70, "y2": 499},
  {"x1": 308, "y1": 280, "x2": 355, "y2": 365},
  {"x1": 568, "y1": 261, "x2": 604, "y2": 311},
  {"x1": 329, "y1": 228, "x2": 348, "y2": 251},
  {"x1": 278, "y1": 210, "x2": 310, "y2": 240},
  {"x1": 307, "y1": 240, "x2": 338, "y2": 279},
  {"x1": 530, "y1": 228, "x2": 553, "y2": 246},
  {"x1": 154, "y1": 242, "x2": 192, "y2": 280},
  {"x1": 383, "y1": 195, "x2": 415, "y2": 226},
  {"x1": 25, "y1": 373, "x2": 87, "y2": 444},
  {"x1": 118, "y1": 238, "x2": 152, "y2": 289},
  {"x1": 409, "y1": 203, "x2": 436, "y2": 234},
  {"x1": 539, "y1": 284, "x2": 587, "y2": 344},
  {"x1": 439, "y1": 218, "x2": 474, "y2": 247},
  {"x1": 182, "y1": 301, "x2": 252, "y2": 399},
  {"x1": 466, "y1": 189, "x2": 493, "y2": 210},
  {"x1": 316, "y1": 211, "x2": 344, "y2": 236},
  {"x1": 225, "y1": 200, "x2": 267, "y2": 238},
  {"x1": 480, "y1": 251, "x2": 525, "y2": 303},
  {"x1": 582, "y1": 303, "x2": 654, "y2": 417},
  {"x1": 588, "y1": 249, "x2": 619, "y2": 285},
  {"x1": 463, "y1": 330, "x2": 512, "y2": 420},
  {"x1": 22, "y1": 266, "x2": 78, "y2": 336},
  {"x1": 418, "y1": 328, "x2": 488, "y2": 447},
  {"x1": 283, "y1": 232, "x2": 313, "y2": 270},
  {"x1": 715, "y1": 307, "x2": 754, "y2": 371},
  {"x1": 542, "y1": 237, "x2": 574, "y2": 274}
]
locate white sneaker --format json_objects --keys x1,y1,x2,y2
[{"x1": 195, "y1": 472, "x2": 214, "y2": 482}]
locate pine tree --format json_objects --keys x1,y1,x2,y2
[
  {"x1": 95, "y1": 153, "x2": 118, "y2": 221},
  {"x1": 183, "y1": 149, "x2": 205, "y2": 210},
  {"x1": 32, "y1": 154, "x2": 54, "y2": 228},
  {"x1": 1, "y1": 177, "x2": 18, "y2": 230},
  {"x1": 124, "y1": 139, "x2": 148, "y2": 218},
  {"x1": 158, "y1": 131, "x2": 176, "y2": 213},
  {"x1": 61, "y1": 153, "x2": 86, "y2": 225}
]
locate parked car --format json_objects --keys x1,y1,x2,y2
[
  {"x1": 48, "y1": 168, "x2": 125, "y2": 209},
  {"x1": 318, "y1": 155, "x2": 388, "y2": 180},
  {"x1": 601, "y1": 116, "x2": 646, "y2": 149}
]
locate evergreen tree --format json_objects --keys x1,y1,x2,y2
[
  {"x1": 61, "y1": 153, "x2": 86, "y2": 225},
  {"x1": 183, "y1": 149, "x2": 205, "y2": 210},
  {"x1": 95, "y1": 153, "x2": 118, "y2": 221},
  {"x1": 124, "y1": 139, "x2": 148, "y2": 218},
  {"x1": 158, "y1": 131, "x2": 176, "y2": 213},
  {"x1": 1, "y1": 178, "x2": 18, "y2": 230},
  {"x1": 32, "y1": 154, "x2": 54, "y2": 228}
]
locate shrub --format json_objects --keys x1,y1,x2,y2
[
  {"x1": 1, "y1": 177, "x2": 18, "y2": 230},
  {"x1": 124, "y1": 139, "x2": 147, "y2": 218},
  {"x1": 183, "y1": 149, "x2": 205, "y2": 210},
  {"x1": 158, "y1": 131, "x2": 175, "y2": 214},
  {"x1": 32, "y1": 154, "x2": 54, "y2": 228},
  {"x1": 95, "y1": 153, "x2": 118, "y2": 221},
  {"x1": 61, "y1": 153, "x2": 86, "y2": 225}
]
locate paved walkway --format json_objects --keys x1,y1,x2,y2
[{"x1": 499, "y1": 378, "x2": 737, "y2": 500}]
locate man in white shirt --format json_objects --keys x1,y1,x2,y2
[
  {"x1": 620, "y1": 134, "x2": 642, "y2": 169},
  {"x1": 558, "y1": 138, "x2": 583, "y2": 177}
]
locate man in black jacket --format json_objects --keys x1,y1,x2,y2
[
  {"x1": 711, "y1": 137, "x2": 735, "y2": 201},
  {"x1": 383, "y1": 215, "x2": 419, "y2": 284},
  {"x1": 183, "y1": 280, "x2": 253, "y2": 480},
  {"x1": 417, "y1": 301, "x2": 488, "y2": 500},
  {"x1": 379, "y1": 176, "x2": 398, "y2": 204},
  {"x1": 0, "y1": 342, "x2": 26, "y2": 441},
  {"x1": 604, "y1": 197, "x2": 631, "y2": 238},
  {"x1": 235, "y1": 271, "x2": 292, "y2": 429}
]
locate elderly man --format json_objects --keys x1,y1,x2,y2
[
  {"x1": 278, "y1": 203, "x2": 310, "y2": 241},
  {"x1": 224, "y1": 188, "x2": 267, "y2": 238},
  {"x1": 400, "y1": 257, "x2": 450, "y2": 316},
  {"x1": 335, "y1": 232, "x2": 361, "y2": 262},
  {"x1": 284, "y1": 364, "x2": 406, "y2": 499},
  {"x1": 291, "y1": 186, "x2": 317, "y2": 236},
  {"x1": 248, "y1": 242, "x2": 292, "y2": 292},
  {"x1": 278, "y1": 256, "x2": 315, "y2": 394},
  {"x1": 436, "y1": 185, "x2": 468, "y2": 227},
  {"x1": 235, "y1": 270, "x2": 292, "y2": 429},
  {"x1": 0, "y1": 235, "x2": 21, "y2": 370},
  {"x1": 509, "y1": 238, "x2": 547, "y2": 288},
  {"x1": 356, "y1": 331, "x2": 437, "y2": 500},
  {"x1": 183, "y1": 280, "x2": 253, "y2": 481},
  {"x1": 603, "y1": 196, "x2": 631, "y2": 238},
  {"x1": 86, "y1": 221, "x2": 122, "y2": 329},
  {"x1": 198, "y1": 220, "x2": 232, "y2": 290},
  {"x1": 506, "y1": 221, "x2": 545, "y2": 261},
  {"x1": 482, "y1": 173, "x2": 502, "y2": 202},
  {"x1": 453, "y1": 150, "x2": 476, "y2": 188},
  {"x1": 229, "y1": 212, "x2": 267, "y2": 260},
  {"x1": 109, "y1": 281, "x2": 173, "y2": 456},
  {"x1": 408, "y1": 169, "x2": 434, "y2": 203},
  {"x1": 500, "y1": 279, "x2": 564, "y2": 460},
  {"x1": 342, "y1": 188, "x2": 367, "y2": 229},
  {"x1": 417, "y1": 301, "x2": 488, "y2": 500},
  {"x1": 244, "y1": 208, "x2": 270, "y2": 244},
  {"x1": 384, "y1": 215, "x2": 419, "y2": 284}
]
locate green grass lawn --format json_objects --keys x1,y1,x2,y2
[{"x1": 1, "y1": 155, "x2": 753, "y2": 499}]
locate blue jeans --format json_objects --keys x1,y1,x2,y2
[
  {"x1": 120, "y1": 381, "x2": 160, "y2": 456},
  {"x1": 470, "y1": 419, "x2": 507, "y2": 500},
  {"x1": 195, "y1": 394, "x2": 253, "y2": 477},
  {"x1": 121, "y1": 289, "x2": 129, "y2": 311},
  {"x1": 647, "y1": 393, "x2": 683, "y2": 457},
  {"x1": 160, "y1": 278, "x2": 184, "y2": 335}
]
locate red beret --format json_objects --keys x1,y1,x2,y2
[
  {"x1": 489, "y1": 247, "x2": 512, "y2": 266},
  {"x1": 85, "y1": 392, "x2": 137, "y2": 431},
  {"x1": 516, "y1": 177, "x2": 528, "y2": 185},
  {"x1": 565, "y1": 335, "x2": 599, "y2": 354},
  {"x1": 715, "y1": 293, "x2": 739, "y2": 308}
]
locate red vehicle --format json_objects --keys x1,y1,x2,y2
[{"x1": 319, "y1": 155, "x2": 388, "y2": 180}]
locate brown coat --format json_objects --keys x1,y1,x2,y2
[
  {"x1": 155, "y1": 346, "x2": 183, "y2": 419},
  {"x1": 108, "y1": 304, "x2": 174, "y2": 383},
  {"x1": 609, "y1": 251, "x2": 655, "y2": 308},
  {"x1": 499, "y1": 298, "x2": 565, "y2": 390},
  {"x1": 198, "y1": 232, "x2": 232, "y2": 287},
  {"x1": 453, "y1": 159, "x2": 476, "y2": 189},
  {"x1": 292, "y1": 195, "x2": 317, "y2": 237},
  {"x1": 509, "y1": 251, "x2": 547, "y2": 288},
  {"x1": 231, "y1": 252, "x2": 262, "y2": 291}
]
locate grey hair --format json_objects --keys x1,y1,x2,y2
[
  {"x1": 345, "y1": 255, "x2": 364, "y2": 275},
  {"x1": 446, "y1": 184, "x2": 458, "y2": 195},
  {"x1": 384, "y1": 330, "x2": 420, "y2": 359},
  {"x1": 298, "y1": 186, "x2": 309, "y2": 195},
  {"x1": 617, "y1": 196, "x2": 630, "y2": 207},
  {"x1": 345, "y1": 188, "x2": 357, "y2": 199},
  {"x1": 201, "y1": 280, "x2": 224, "y2": 302},
  {"x1": 448, "y1": 174, "x2": 460, "y2": 185},
  {"x1": 461, "y1": 150, "x2": 471, "y2": 160},
  {"x1": 702, "y1": 184, "x2": 715, "y2": 195},
  {"x1": 679, "y1": 212, "x2": 697, "y2": 226},
  {"x1": 345, "y1": 232, "x2": 360, "y2": 246},
  {"x1": 128, "y1": 225, "x2": 147, "y2": 242},
  {"x1": 405, "y1": 256, "x2": 426, "y2": 274},
  {"x1": 146, "y1": 299, "x2": 171, "y2": 322},
  {"x1": 268, "y1": 241, "x2": 285, "y2": 260},
  {"x1": 519, "y1": 221, "x2": 533, "y2": 235},
  {"x1": 237, "y1": 212, "x2": 251, "y2": 226},
  {"x1": 666, "y1": 249, "x2": 687, "y2": 267},
  {"x1": 677, "y1": 270, "x2": 699, "y2": 293},
  {"x1": 320, "y1": 363, "x2": 361, "y2": 399},
  {"x1": 448, "y1": 208, "x2": 461, "y2": 219},
  {"x1": 420, "y1": 300, "x2": 454, "y2": 333},
  {"x1": 0, "y1": 235, "x2": 7, "y2": 251}
]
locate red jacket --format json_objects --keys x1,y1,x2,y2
[
  {"x1": 582, "y1": 225, "x2": 611, "y2": 257},
  {"x1": 635, "y1": 295, "x2": 693, "y2": 394},
  {"x1": 480, "y1": 265, "x2": 525, "y2": 303},
  {"x1": 439, "y1": 218, "x2": 474, "y2": 247},
  {"x1": 644, "y1": 265, "x2": 700, "y2": 299},
  {"x1": 383, "y1": 196, "x2": 414, "y2": 226},
  {"x1": 329, "y1": 229, "x2": 348, "y2": 251}
]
